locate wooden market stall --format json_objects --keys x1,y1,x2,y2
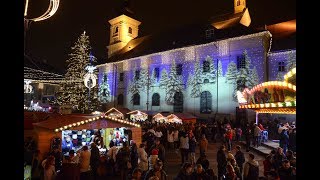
[
  {"x1": 32, "y1": 113, "x2": 142, "y2": 161},
  {"x1": 127, "y1": 110, "x2": 148, "y2": 122},
  {"x1": 104, "y1": 107, "x2": 131, "y2": 120},
  {"x1": 152, "y1": 113, "x2": 167, "y2": 123}
]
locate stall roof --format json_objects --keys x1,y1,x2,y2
[
  {"x1": 33, "y1": 113, "x2": 140, "y2": 131},
  {"x1": 157, "y1": 112, "x2": 197, "y2": 121},
  {"x1": 105, "y1": 107, "x2": 131, "y2": 116}
]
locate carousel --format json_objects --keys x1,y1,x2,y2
[{"x1": 238, "y1": 67, "x2": 296, "y2": 123}]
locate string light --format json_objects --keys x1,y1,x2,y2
[
  {"x1": 26, "y1": 0, "x2": 60, "y2": 22},
  {"x1": 54, "y1": 114, "x2": 140, "y2": 132}
]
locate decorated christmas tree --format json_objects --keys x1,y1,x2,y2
[
  {"x1": 98, "y1": 73, "x2": 111, "y2": 103},
  {"x1": 286, "y1": 51, "x2": 296, "y2": 71},
  {"x1": 55, "y1": 31, "x2": 99, "y2": 113},
  {"x1": 189, "y1": 61, "x2": 202, "y2": 98},
  {"x1": 218, "y1": 60, "x2": 223, "y2": 77},
  {"x1": 166, "y1": 60, "x2": 184, "y2": 104}
]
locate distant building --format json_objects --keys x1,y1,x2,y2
[
  {"x1": 96, "y1": 0, "x2": 296, "y2": 122},
  {"x1": 24, "y1": 54, "x2": 64, "y2": 111}
]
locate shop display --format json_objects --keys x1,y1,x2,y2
[{"x1": 62, "y1": 127, "x2": 131, "y2": 155}]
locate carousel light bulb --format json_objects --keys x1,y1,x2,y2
[
  {"x1": 59, "y1": 127, "x2": 63, "y2": 131},
  {"x1": 64, "y1": 126, "x2": 67, "y2": 129},
  {"x1": 55, "y1": 129, "x2": 59, "y2": 132},
  {"x1": 89, "y1": 119, "x2": 92, "y2": 122},
  {"x1": 278, "y1": 102, "x2": 283, "y2": 107},
  {"x1": 96, "y1": 117, "x2": 100, "y2": 119},
  {"x1": 81, "y1": 121, "x2": 84, "y2": 124},
  {"x1": 77, "y1": 122, "x2": 80, "y2": 125},
  {"x1": 68, "y1": 124, "x2": 72, "y2": 128},
  {"x1": 93, "y1": 118, "x2": 96, "y2": 120},
  {"x1": 85, "y1": 120, "x2": 88, "y2": 123},
  {"x1": 73, "y1": 123, "x2": 76, "y2": 126}
]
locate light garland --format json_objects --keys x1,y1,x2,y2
[
  {"x1": 239, "y1": 101, "x2": 296, "y2": 109},
  {"x1": 268, "y1": 49, "x2": 296, "y2": 57},
  {"x1": 54, "y1": 114, "x2": 141, "y2": 132},
  {"x1": 96, "y1": 31, "x2": 272, "y2": 68},
  {"x1": 254, "y1": 108, "x2": 296, "y2": 114},
  {"x1": 284, "y1": 67, "x2": 296, "y2": 81},
  {"x1": 249, "y1": 81, "x2": 296, "y2": 95}
]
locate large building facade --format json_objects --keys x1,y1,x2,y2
[{"x1": 96, "y1": 2, "x2": 296, "y2": 121}]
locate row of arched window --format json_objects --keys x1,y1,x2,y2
[{"x1": 116, "y1": 91, "x2": 213, "y2": 113}]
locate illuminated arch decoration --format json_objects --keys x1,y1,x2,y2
[
  {"x1": 25, "y1": 0, "x2": 60, "y2": 22},
  {"x1": 54, "y1": 114, "x2": 140, "y2": 132},
  {"x1": 84, "y1": 65, "x2": 97, "y2": 88},
  {"x1": 238, "y1": 68, "x2": 296, "y2": 114},
  {"x1": 284, "y1": 67, "x2": 296, "y2": 85}
]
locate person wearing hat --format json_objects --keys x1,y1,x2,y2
[
  {"x1": 144, "y1": 159, "x2": 167, "y2": 180},
  {"x1": 148, "y1": 149, "x2": 159, "y2": 170}
]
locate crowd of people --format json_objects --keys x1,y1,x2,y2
[{"x1": 25, "y1": 118, "x2": 296, "y2": 180}]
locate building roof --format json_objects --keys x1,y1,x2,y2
[
  {"x1": 104, "y1": 23, "x2": 264, "y2": 63},
  {"x1": 24, "y1": 54, "x2": 64, "y2": 81},
  {"x1": 211, "y1": 8, "x2": 251, "y2": 29}
]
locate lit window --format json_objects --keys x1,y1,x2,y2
[
  {"x1": 237, "y1": 0, "x2": 240, "y2": 6},
  {"x1": 128, "y1": 27, "x2": 132, "y2": 34},
  {"x1": 113, "y1": 27, "x2": 118, "y2": 37}
]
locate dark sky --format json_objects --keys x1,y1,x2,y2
[{"x1": 25, "y1": 0, "x2": 295, "y2": 71}]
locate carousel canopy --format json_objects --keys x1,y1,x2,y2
[{"x1": 238, "y1": 67, "x2": 296, "y2": 114}]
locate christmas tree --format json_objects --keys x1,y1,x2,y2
[
  {"x1": 98, "y1": 73, "x2": 111, "y2": 103},
  {"x1": 251, "y1": 66, "x2": 259, "y2": 87},
  {"x1": 218, "y1": 60, "x2": 223, "y2": 77},
  {"x1": 128, "y1": 64, "x2": 141, "y2": 104},
  {"x1": 189, "y1": 61, "x2": 202, "y2": 98},
  {"x1": 276, "y1": 72, "x2": 284, "y2": 81},
  {"x1": 286, "y1": 51, "x2": 296, "y2": 71},
  {"x1": 236, "y1": 50, "x2": 253, "y2": 88},
  {"x1": 166, "y1": 60, "x2": 184, "y2": 104},
  {"x1": 55, "y1": 31, "x2": 99, "y2": 113},
  {"x1": 225, "y1": 61, "x2": 238, "y2": 101},
  {"x1": 225, "y1": 61, "x2": 237, "y2": 83},
  {"x1": 159, "y1": 68, "x2": 169, "y2": 90},
  {"x1": 202, "y1": 56, "x2": 216, "y2": 83},
  {"x1": 150, "y1": 68, "x2": 158, "y2": 86}
]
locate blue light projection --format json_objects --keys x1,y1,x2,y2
[{"x1": 97, "y1": 31, "x2": 292, "y2": 116}]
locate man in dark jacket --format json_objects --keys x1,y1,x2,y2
[
  {"x1": 217, "y1": 145, "x2": 227, "y2": 179},
  {"x1": 234, "y1": 145, "x2": 245, "y2": 174},
  {"x1": 278, "y1": 160, "x2": 296, "y2": 180},
  {"x1": 90, "y1": 143, "x2": 100, "y2": 180},
  {"x1": 192, "y1": 164, "x2": 210, "y2": 180},
  {"x1": 174, "y1": 162, "x2": 193, "y2": 180}
]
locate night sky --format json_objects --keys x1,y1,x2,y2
[{"x1": 25, "y1": 0, "x2": 295, "y2": 71}]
